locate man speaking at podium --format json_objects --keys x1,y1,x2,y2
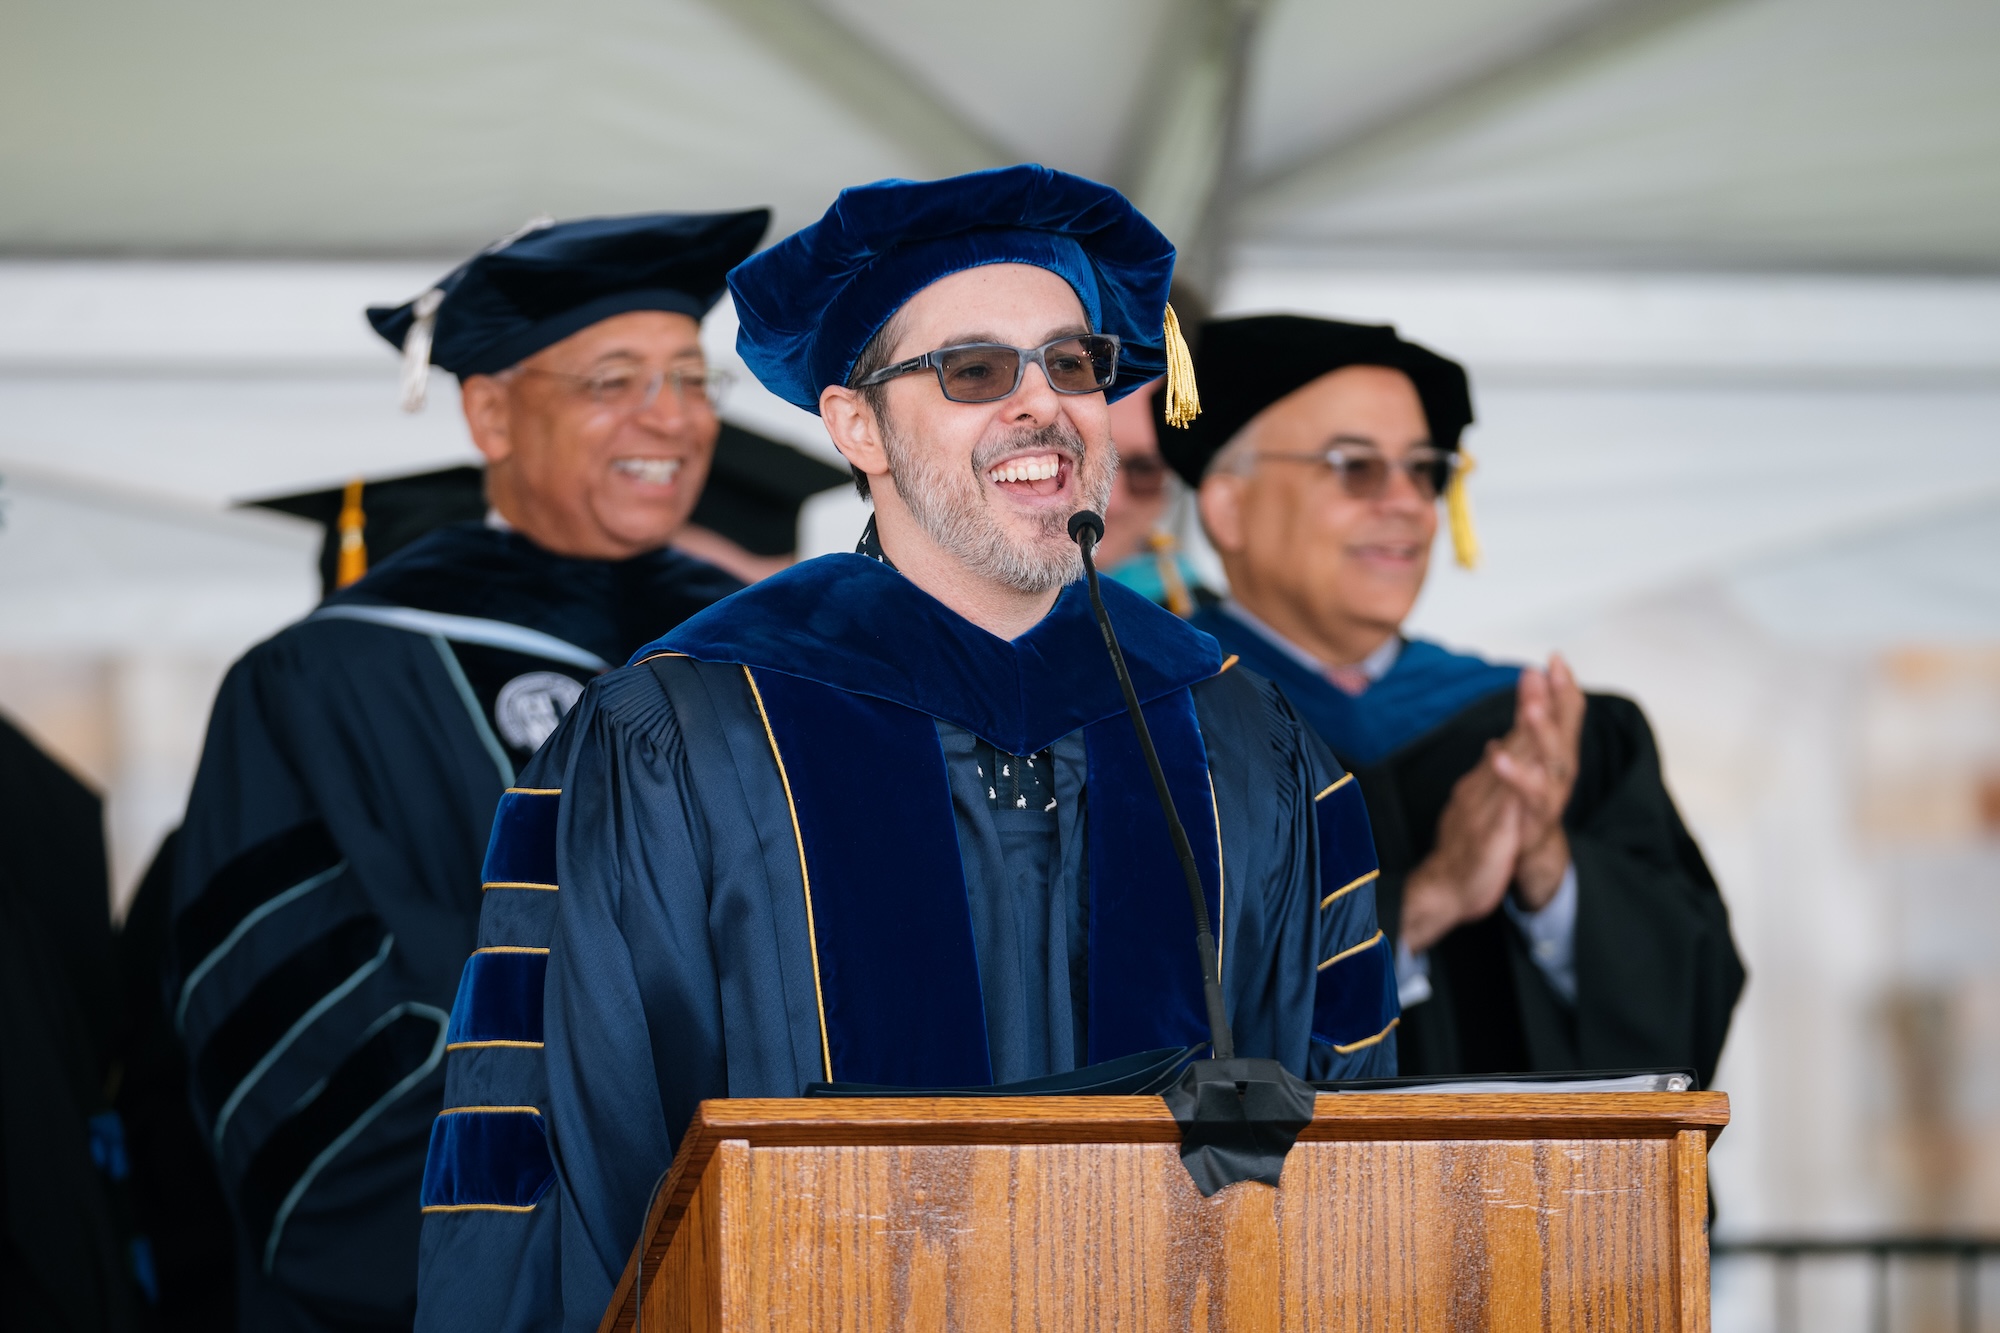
[{"x1": 415, "y1": 166, "x2": 1396, "y2": 1332}]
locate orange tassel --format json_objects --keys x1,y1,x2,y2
[{"x1": 335, "y1": 477, "x2": 368, "y2": 588}]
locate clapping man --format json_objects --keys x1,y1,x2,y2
[{"x1": 1163, "y1": 315, "x2": 1743, "y2": 1083}]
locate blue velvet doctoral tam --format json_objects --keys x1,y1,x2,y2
[
  {"x1": 416, "y1": 555, "x2": 1396, "y2": 1333},
  {"x1": 728, "y1": 165, "x2": 1175, "y2": 412}
]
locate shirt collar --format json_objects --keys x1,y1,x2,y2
[{"x1": 1218, "y1": 598, "x2": 1402, "y2": 683}]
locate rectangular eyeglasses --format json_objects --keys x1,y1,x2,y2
[
  {"x1": 1257, "y1": 442, "x2": 1460, "y2": 501},
  {"x1": 855, "y1": 334, "x2": 1121, "y2": 403}
]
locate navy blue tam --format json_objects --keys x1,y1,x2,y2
[
  {"x1": 367, "y1": 209, "x2": 769, "y2": 404},
  {"x1": 727, "y1": 165, "x2": 1174, "y2": 414}
]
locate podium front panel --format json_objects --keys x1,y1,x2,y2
[{"x1": 605, "y1": 1093, "x2": 1724, "y2": 1333}]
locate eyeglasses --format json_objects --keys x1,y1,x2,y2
[
  {"x1": 1117, "y1": 453, "x2": 1171, "y2": 499},
  {"x1": 855, "y1": 335, "x2": 1121, "y2": 404},
  {"x1": 520, "y1": 364, "x2": 733, "y2": 413},
  {"x1": 1256, "y1": 443, "x2": 1460, "y2": 501}
]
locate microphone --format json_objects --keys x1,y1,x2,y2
[{"x1": 1069, "y1": 510, "x2": 1235, "y2": 1061}]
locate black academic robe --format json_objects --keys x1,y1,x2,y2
[
  {"x1": 415, "y1": 556, "x2": 1398, "y2": 1333},
  {"x1": 1191, "y1": 611, "x2": 1745, "y2": 1087},
  {"x1": 115, "y1": 831, "x2": 238, "y2": 1333},
  {"x1": 0, "y1": 714, "x2": 145, "y2": 1332},
  {"x1": 170, "y1": 524, "x2": 739, "y2": 1333}
]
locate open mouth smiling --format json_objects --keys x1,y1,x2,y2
[
  {"x1": 612, "y1": 457, "x2": 684, "y2": 486},
  {"x1": 1348, "y1": 540, "x2": 1425, "y2": 565},
  {"x1": 985, "y1": 451, "x2": 1070, "y2": 499}
]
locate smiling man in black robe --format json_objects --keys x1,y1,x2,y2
[
  {"x1": 414, "y1": 167, "x2": 1397, "y2": 1333},
  {"x1": 169, "y1": 208, "x2": 765, "y2": 1332},
  {"x1": 1163, "y1": 315, "x2": 1744, "y2": 1086}
]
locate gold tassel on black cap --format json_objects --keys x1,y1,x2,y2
[
  {"x1": 335, "y1": 476, "x2": 368, "y2": 588},
  {"x1": 1446, "y1": 451, "x2": 1481, "y2": 570},
  {"x1": 1162, "y1": 303, "x2": 1200, "y2": 428}
]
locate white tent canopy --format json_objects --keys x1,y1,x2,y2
[
  {"x1": 4, "y1": 0, "x2": 1997, "y2": 643},
  {"x1": 3, "y1": 0, "x2": 1995, "y2": 268}
]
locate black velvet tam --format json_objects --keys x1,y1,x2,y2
[
  {"x1": 367, "y1": 209, "x2": 769, "y2": 377},
  {"x1": 1160, "y1": 315, "x2": 1474, "y2": 488}
]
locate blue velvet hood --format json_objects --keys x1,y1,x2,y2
[{"x1": 635, "y1": 554, "x2": 1222, "y2": 756}]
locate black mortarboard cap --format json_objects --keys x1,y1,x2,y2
[
  {"x1": 1158, "y1": 315, "x2": 1474, "y2": 489},
  {"x1": 251, "y1": 466, "x2": 488, "y2": 597},
  {"x1": 367, "y1": 209, "x2": 770, "y2": 410}
]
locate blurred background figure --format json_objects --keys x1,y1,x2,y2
[
  {"x1": 1098, "y1": 377, "x2": 1202, "y2": 615},
  {"x1": 254, "y1": 420, "x2": 844, "y2": 601},
  {"x1": 1165, "y1": 315, "x2": 1743, "y2": 1086},
  {"x1": 163, "y1": 210, "x2": 764, "y2": 1331},
  {"x1": 0, "y1": 715, "x2": 146, "y2": 1332},
  {"x1": 116, "y1": 833, "x2": 238, "y2": 1333},
  {"x1": 1097, "y1": 284, "x2": 1213, "y2": 616},
  {"x1": 4, "y1": 2, "x2": 2000, "y2": 1328}
]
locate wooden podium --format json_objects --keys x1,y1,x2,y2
[{"x1": 599, "y1": 1091, "x2": 1728, "y2": 1332}]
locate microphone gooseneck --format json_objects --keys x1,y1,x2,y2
[{"x1": 1068, "y1": 510, "x2": 1236, "y2": 1061}]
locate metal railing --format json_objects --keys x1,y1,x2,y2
[{"x1": 1712, "y1": 1236, "x2": 2000, "y2": 1333}]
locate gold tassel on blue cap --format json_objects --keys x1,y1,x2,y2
[
  {"x1": 1446, "y1": 450, "x2": 1481, "y2": 570},
  {"x1": 1162, "y1": 303, "x2": 1200, "y2": 428}
]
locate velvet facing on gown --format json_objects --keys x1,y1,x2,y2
[
  {"x1": 418, "y1": 794, "x2": 564, "y2": 1215},
  {"x1": 747, "y1": 664, "x2": 1229, "y2": 1084},
  {"x1": 1311, "y1": 775, "x2": 1399, "y2": 1052}
]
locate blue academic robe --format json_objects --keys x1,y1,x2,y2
[
  {"x1": 1189, "y1": 608, "x2": 1743, "y2": 1086},
  {"x1": 416, "y1": 555, "x2": 1397, "y2": 1333},
  {"x1": 170, "y1": 523, "x2": 739, "y2": 1333}
]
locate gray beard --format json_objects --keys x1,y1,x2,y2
[{"x1": 881, "y1": 416, "x2": 1116, "y2": 595}]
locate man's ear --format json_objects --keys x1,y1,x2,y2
[
  {"x1": 1198, "y1": 473, "x2": 1249, "y2": 555},
  {"x1": 460, "y1": 375, "x2": 513, "y2": 464},
  {"x1": 819, "y1": 385, "x2": 892, "y2": 489}
]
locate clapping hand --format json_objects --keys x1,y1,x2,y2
[
  {"x1": 1489, "y1": 657, "x2": 1585, "y2": 909},
  {"x1": 1399, "y1": 656, "x2": 1586, "y2": 952}
]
